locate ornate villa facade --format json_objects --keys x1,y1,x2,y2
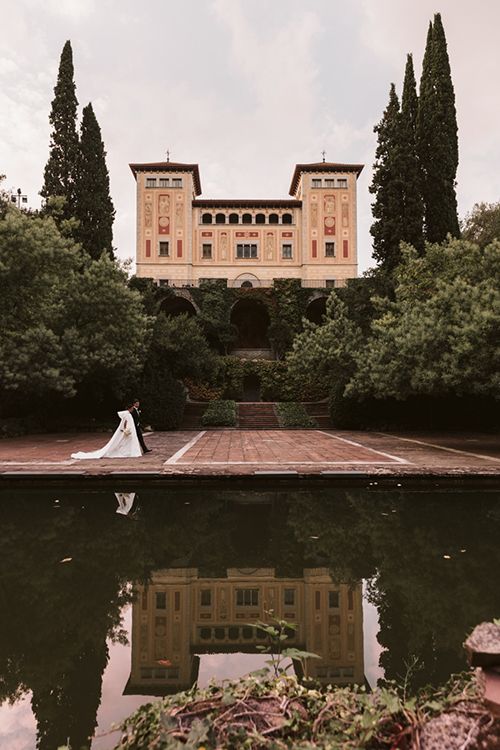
[
  {"x1": 124, "y1": 568, "x2": 364, "y2": 696},
  {"x1": 131, "y1": 159, "x2": 364, "y2": 289}
]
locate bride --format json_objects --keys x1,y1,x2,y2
[{"x1": 71, "y1": 409, "x2": 143, "y2": 459}]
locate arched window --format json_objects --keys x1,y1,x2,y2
[
  {"x1": 241, "y1": 280, "x2": 253, "y2": 288},
  {"x1": 229, "y1": 213, "x2": 239, "y2": 224},
  {"x1": 255, "y1": 213, "x2": 265, "y2": 224},
  {"x1": 282, "y1": 213, "x2": 293, "y2": 224},
  {"x1": 269, "y1": 213, "x2": 279, "y2": 224},
  {"x1": 202, "y1": 213, "x2": 212, "y2": 224},
  {"x1": 215, "y1": 213, "x2": 226, "y2": 224},
  {"x1": 242, "y1": 213, "x2": 252, "y2": 224}
]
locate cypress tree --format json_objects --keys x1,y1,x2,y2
[
  {"x1": 370, "y1": 84, "x2": 405, "y2": 271},
  {"x1": 75, "y1": 103, "x2": 115, "y2": 259},
  {"x1": 399, "y1": 53, "x2": 424, "y2": 252},
  {"x1": 41, "y1": 41, "x2": 79, "y2": 220},
  {"x1": 417, "y1": 14, "x2": 460, "y2": 241}
]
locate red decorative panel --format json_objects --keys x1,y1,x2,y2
[
  {"x1": 201, "y1": 231, "x2": 213, "y2": 237},
  {"x1": 236, "y1": 232, "x2": 245, "y2": 237},
  {"x1": 312, "y1": 239, "x2": 317, "y2": 259},
  {"x1": 282, "y1": 231, "x2": 293, "y2": 238},
  {"x1": 324, "y1": 216, "x2": 336, "y2": 235},
  {"x1": 158, "y1": 218, "x2": 170, "y2": 234},
  {"x1": 343, "y1": 240, "x2": 349, "y2": 258},
  {"x1": 145, "y1": 239, "x2": 151, "y2": 258},
  {"x1": 177, "y1": 239, "x2": 182, "y2": 258},
  {"x1": 250, "y1": 231, "x2": 258, "y2": 237}
]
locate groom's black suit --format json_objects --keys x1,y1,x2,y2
[{"x1": 131, "y1": 407, "x2": 149, "y2": 453}]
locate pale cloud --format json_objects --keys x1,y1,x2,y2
[{"x1": 0, "y1": 0, "x2": 498, "y2": 273}]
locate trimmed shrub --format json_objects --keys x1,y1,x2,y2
[
  {"x1": 141, "y1": 367, "x2": 186, "y2": 430},
  {"x1": 276, "y1": 402, "x2": 317, "y2": 428},
  {"x1": 201, "y1": 400, "x2": 237, "y2": 427}
]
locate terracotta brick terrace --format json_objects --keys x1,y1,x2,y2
[{"x1": 0, "y1": 428, "x2": 499, "y2": 480}]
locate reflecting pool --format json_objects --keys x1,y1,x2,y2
[{"x1": 0, "y1": 485, "x2": 499, "y2": 749}]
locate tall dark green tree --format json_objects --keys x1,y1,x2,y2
[
  {"x1": 399, "y1": 53, "x2": 424, "y2": 252},
  {"x1": 75, "y1": 103, "x2": 115, "y2": 259},
  {"x1": 40, "y1": 41, "x2": 79, "y2": 221},
  {"x1": 416, "y1": 14, "x2": 460, "y2": 242},
  {"x1": 369, "y1": 84, "x2": 405, "y2": 270}
]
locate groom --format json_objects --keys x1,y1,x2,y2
[{"x1": 129, "y1": 399, "x2": 151, "y2": 454}]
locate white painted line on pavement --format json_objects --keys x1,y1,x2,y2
[
  {"x1": 317, "y1": 430, "x2": 410, "y2": 464},
  {"x1": 164, "y1": 431, "x2": 206, "y2": 464},
  {"x1": 377, "y1": 433, "x2": 500, "y2": 463}
]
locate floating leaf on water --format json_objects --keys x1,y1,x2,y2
[{"x1": 59, "y1": 557, "x2": 72, "y2": 563}]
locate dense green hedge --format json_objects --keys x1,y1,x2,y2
[
  {"x1": 329, "y1": 389, "x2": 500, "y2": 430},
  {"x1": 141, "y1": 368, "x2": 186, "y2": 430},
  {"x1": 276, "y1": 402, "x2": 317, "y2": 428},
  {"x1": 201, "y1": 400, "x2": 237, "y2": 427}
]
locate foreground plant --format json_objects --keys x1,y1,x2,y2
[{"x1": 111, "y1": 669, "x2": 500, "y2": 750}]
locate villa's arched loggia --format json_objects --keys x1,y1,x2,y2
[
  {"x1": 306, "y1": 295, "x2": 328, "y2": 325},
  {"x1": 230, "y1": 298, "x2": 270, "y2": 349},
  {"x1": 160, "y1": 295, "x2": 197, "y2": 318}
]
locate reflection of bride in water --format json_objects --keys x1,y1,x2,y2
[{"x1": 71, "y1": 410, "x2": 143, "y2": 459}]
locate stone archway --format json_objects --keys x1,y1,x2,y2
[
  {"x1": 230, "y1": 298, "x2": 270, "y2": 349},
  {"x1": 160, "y1": 294, "x2": 197, "y2": 317},
  {"x1": 232, "y1": 273, "x2": 261, "y2": 288},
  {"x1": 306, "y1": 295, "x2": 328, "y2": 325}
]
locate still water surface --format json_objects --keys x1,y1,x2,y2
[{"x1": 0, "y1": 485, "x2": 499, "y2": 749}]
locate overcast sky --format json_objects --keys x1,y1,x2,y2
[{"x1": 1, "y1": 0, "x2": 499, "y2": 272}]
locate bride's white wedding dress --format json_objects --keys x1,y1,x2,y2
[{"x1": 71, "y1": 410, "x2": 143, "y2": 459}]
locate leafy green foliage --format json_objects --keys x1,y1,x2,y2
[
  {"x1": 252, "y1": 613, "x2": 320, "y2": 677},
  {"x1": 370, "y1": 84, "x2": 407, "y2": 270},
  {"x1": 0, "y1": 207, "x2": 150, "y2": 408},
  {"x1": 276, "y1": 402, "x2": 316, "y2": 428},
  {"x1": 201, "y1": 399, "x2": 237, "y2": 427},
  {"x1": 347, "y1": 239, "x2": 500, "y2": 400},
  {"x1": 416, "y1": 14, "x2": 460, "y2": 242},
  {"x1": 75, "y1": 103, "x2": 115, "y2": 260},
  {"x1": 462, "y1": 201, "x2": 500, "y2": 249},
  {"x1": 41, "y1": 41, "x2": 79, "y2": 222},
  {"x1": 195, "y1": 280, "x2": 238, "y2": 354},
  {"x1": 286, "y1": 294, "x2": 363, "y2": 398},
  {"x1": 115, "y1": 670, "x2": 481, "y2": 750}
]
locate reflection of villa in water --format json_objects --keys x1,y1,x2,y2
[{"x1": 125, "y1": 568, "x2": 364, "y2": 695}]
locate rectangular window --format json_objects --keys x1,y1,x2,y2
[
  {"x1": 146, "y1": 178, "x2": 157, "y2": 188},
  {"x1": 326, "y1": 279, "x2": 336, "y2": 288},
  {"x1": 155, "y1": 592, "x2": 166, "y2": 609},
  {"x1": 159, "y1": 178, "x2": 169, "y2": 188},
  {"x1": 159, "y1": 241, "x2": 169, "y2": 257},
  {"x1": 337, "y1": 178, "x2": 348, "y2": 189},
  {"x1": 236, "y1": 588, "x2": 259, "y2": 606},
  {"x1": 158, "y1": 279, "x2": 169, "y2": 287},
  {"x1": 325, "y1": 242, "x2": 335, "y2": 258},
  {"x1": 325, "y1": 178, "x2": 335, "y2": 188},
  {"x1": 312, "y1": 178, "x2": 322, "y2": 188},
  {"x1": 174, "y1": 591, "x2": 180, "y2": 611},
  {"x1": 200, "y1": 589, "x2": 212, "y2": 606},
  {"x1": 172, "y1": 178, "x2": 182, "y2": 188},
  {"x1": 282, "y1": 243, "x2": 293, "y2": 259},
  {"x1": 202, "y1": 243, "x2": 212, "y2": 259},
  {"x1": 284, "y1": 588, "x2": 295, "y2": 606},
  {"x1": 236, "y1": 243, "x2": 258, "y2": 259},
  {"x1": 315, "y1": 591, "x2": 321, "y2": 610},
  {"x1": 328, "y1": 590, "x2": 339, "y2": 608}
]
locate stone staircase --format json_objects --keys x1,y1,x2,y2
[
  {"x1": 303, "y1": 401, "x2": 331, "y2": 428},
  {"x1": 181, "y1": 401, "x2": 330, "y2": 429},
  {"x1": 238, "y1": 402, "x2": 279, "y2": 429}
]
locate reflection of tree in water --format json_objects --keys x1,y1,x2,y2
[
  {"x1": 285, "y1": 489, "x2": 500, "y2": 692},
  {"x1": 1, "y1": 487, "x2": 500, "y2": 746}
]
